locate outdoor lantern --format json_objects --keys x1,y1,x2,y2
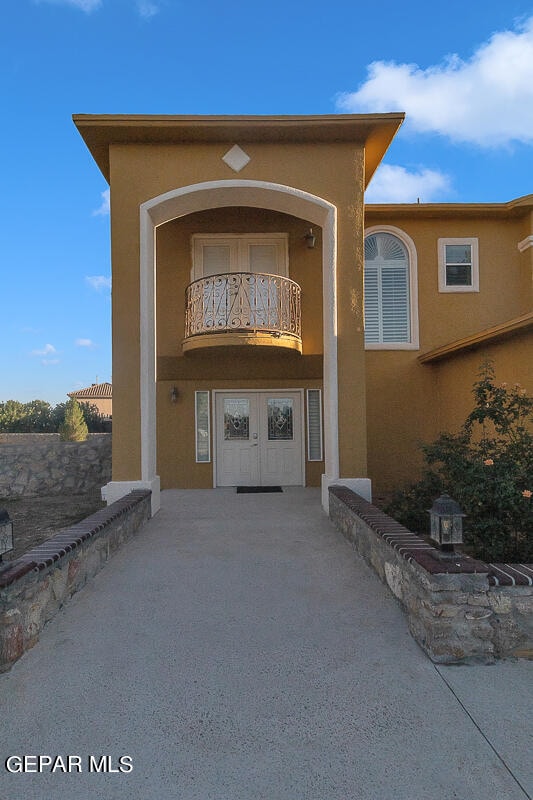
[
  {"x1": 0, "y1": 509, "x2": 14, "y2": 562},
  {"x1": 304, "y1": 228, "x2": 316, "y2": 249},
  {"x1": 428, "y1": 494, "x2": 465, "y2": 552},
  {"x1": 170, "y1": 385, "x2": 178, "y2": 404}
]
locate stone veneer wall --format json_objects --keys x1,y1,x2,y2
[
  {"x1": 329, "y1": 486, "x2": 533, "y2": 664},
  {"x1": 0, "y1": 490, "x2": 151, "y2": 672},
  {"x1": 0, "y1": 434, "x2": 111, "y2": 496}
]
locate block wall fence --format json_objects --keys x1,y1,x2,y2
[
  {"x1": 0, "y1": 491, "x2": 151, "y2": 672},
  {"x1": 329, "y1": 486, "x2": 533, "y2": 664},
  {"x1": 0, "y1": 434, "x2": 111, "y2": 497}
]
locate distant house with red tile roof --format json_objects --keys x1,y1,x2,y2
[{"x1": 68, "y1": 382, "x2": 112, "y2": 418}]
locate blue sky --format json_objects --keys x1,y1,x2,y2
[{"x1": 2, "y1": 0, "x2": 533, "y2": 404}]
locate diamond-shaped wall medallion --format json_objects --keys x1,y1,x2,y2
[{"x1": 222, "y1": 144, "x2": 251, "y2": 173}]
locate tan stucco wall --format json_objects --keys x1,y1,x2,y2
[
  {"x1": 70, "y1": 398, "x2": 112, "y2": 417},
  {"x1": 365, "y1": 336, "x2": 532, "y2": 496},
  {"x1": 364, "y1": 352, "x2": 436, "y2": 495},
  {"x1": 109, "y1": 140, "x2": 367, "y2": 483},
  {"x1": 157, "y1": 379, "x2": 324, "y2": 489},
  {"x1": 88, "y1": 398, "x2": 112, "y2": 417},
  {"x1": 364, "y1": 211, "x2": 527, "y2": 350},
  {"x1": 519, "y1": 212, "x2": 533, "y2": 312},
  {"x1": 431, "y1": 334, "x2": 533, "y2": 437},
  {"x1": 364, "y1": 207, "x2": 532, "y2": 496}
]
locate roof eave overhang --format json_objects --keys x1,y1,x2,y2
[
  {"x1": 366, "y1": 194, "x2": 533, "y2": 218},
  {"x1": 418, "y1": 312, "x2": 533, "y2": 364},
  {"x1": 72, "y1": 113, "x2": 404, "y2": 184}
]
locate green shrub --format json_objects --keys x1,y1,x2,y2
[
  {"x1": 58, "y1": 399, "x2": 89, "y2": 442},
  {"x1": 386, "y1": 361, "x2": 533, "y2": 562}
]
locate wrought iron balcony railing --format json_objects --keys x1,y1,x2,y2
[{"x1": 184, "y1": 272, "x2": 302, "y2": 348}]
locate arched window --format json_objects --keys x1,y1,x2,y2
[{"x1": 364, "y1": 228, "x2": 418, "y2": 348}]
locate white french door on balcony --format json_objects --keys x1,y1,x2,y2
[
  {"x1": 192, "y1": 234, "x2": 288, "y2": 280},
  {"x1": 192, "y1": 234, "x2": 288, "y2": 330},
  {"x1": 215, "y1": 391, "x2": 303, "y2": 487}
]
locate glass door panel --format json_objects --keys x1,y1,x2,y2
[
  {"x1": 223, "y1": 398, "x2": 250, "y2": 441},
  {"x1": 267, "y1": 398, "x2": 294, "y2": 440}
]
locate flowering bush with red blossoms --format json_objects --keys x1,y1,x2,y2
[{"x1": 386, "y1": 361, "x2": 533, "y2": 562}]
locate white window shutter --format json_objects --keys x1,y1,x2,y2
[
  {"x1": 202, "y1": 245, "x2": 232, "y2": 277},
  {"x1": 364, "y1": 233, "x2": 410, "y2": 344},
  {"x1": 381, "y1": 266, "x2": 409, "y2": 342},
  {"x1": 364, "y1": 266, "x2": 380, "y2": 343},
  {"x1": 248, "y1": 244, "x2": 279, "y2": 274}
]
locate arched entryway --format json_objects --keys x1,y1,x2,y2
[{"x1": 142, "y1": 180, "x2": 339, "y2": 511}]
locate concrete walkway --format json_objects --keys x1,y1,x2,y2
[{"x1": 0, "y1": 488, "x2": 531, "y2": 800}]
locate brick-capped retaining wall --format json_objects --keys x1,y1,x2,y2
[
  {"x1": 0, "y1": 434, "x2": 111, "y2": 496},
  {"x1": 0, "y1": 490, "x2": 151, "y2": 672},
  {"x1": 329, "y1": 486, "x2": 533, "y2": 664}
]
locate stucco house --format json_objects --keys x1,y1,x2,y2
[
  {"x1": 68, "y1": 382, "x2": 112, "y2": 418},
  {"x1": 73, "y1": 114, "x2": 532, "y2": 515}
]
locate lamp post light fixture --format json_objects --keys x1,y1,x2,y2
[
  {"x1": 0, "y1": 509, "x2": 14, "y2": 562},
  {"x1": 429, "y1": 494, "x2": 465, "y2": 553}
]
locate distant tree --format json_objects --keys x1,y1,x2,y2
[
  {"x1": 0, "y1": 397, "x2": 108, "y2": 434},
  {"x1": 58, "y1": 399, "x2": 88, "y2": 441},
  {"x1": 0, "y1": 400, "x2": 54, "y2": 432},
  {"x1": 78, "y1": 401, "x2": 109, "y2": 432},
  {"x1": 0, "y1": 400, "x2": 25, "y2": 431},
  {"x1": 23, "y1": 400, "x2": 54, "y2": 432},
  {"x1": 51, "y1": 402, "x2": 68, "y2": 431}
]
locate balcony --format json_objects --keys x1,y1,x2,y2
[{"x1": 183, "y1": 272, "x2": 302, "y2": 353}]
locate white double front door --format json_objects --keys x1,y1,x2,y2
[{"x1": 215, "y1": 391, "x2": 303, "y2": 487}]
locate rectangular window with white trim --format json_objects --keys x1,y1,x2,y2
[{"x1": 438, "y1": 238, "x2": 479, "y2": 292}]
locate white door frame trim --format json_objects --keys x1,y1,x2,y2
[
  {"x1": 212, "y1": 388, "x2": 306, "y2": 488},
  {"x1": 104, "y1": 179, "x2": 340, "y2": 513}
]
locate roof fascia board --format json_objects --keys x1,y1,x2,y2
[{"x1": 73, "y1": 113, "x2": 404, "y2": 183}]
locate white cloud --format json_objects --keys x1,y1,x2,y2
[
  {"x1": 31, "y1": 343, "x2": 57, "y2": 357},
  {"x1": 36, "y1": 0, "x2": 102, "y2": 12},
  {"x1": 38, "y1": 0, "x2": 159, "y2": 15},
  {"x1": 75, "y1": 338, "x2": 95, "y2": 348},
  {"x1": 85, "y1": 275, "x2": 111, "y2": 291},
  {"x1": 137, "y1": 0, "x2": 159, "y2": 18},
  {"x1": 337, "y1": 16, "x2": 533, "y2": 146},
  {"x1": 41, "y1": 358, "x2": 60, "y2": 366},
  {"x1": 366, "y1": 164, "x2": 452, "y2": 203},
  {"x1": 92, "y1": 188, "x2": 110, "y2": 216}
]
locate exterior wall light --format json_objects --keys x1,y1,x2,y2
[
  {"x1": 304, "y1": 228, "x2": 316, "y2": 249},
  {"x1": 428, "y1": 494, "x2": 465, "y2": 553},
  {"x1": 0, "y1": 509, "x2": 14, "y2": 562},
  {"x1": 170, "y1": 386, "x2": 179, "y2": 404}
]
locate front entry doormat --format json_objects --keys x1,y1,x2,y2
[{"x1": 236, "y1": 486, "x2": 283, "y2": 493}]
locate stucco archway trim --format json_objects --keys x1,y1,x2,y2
[{"x1": 109, "y1": 180, "x2": 344, "y2": 513}]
